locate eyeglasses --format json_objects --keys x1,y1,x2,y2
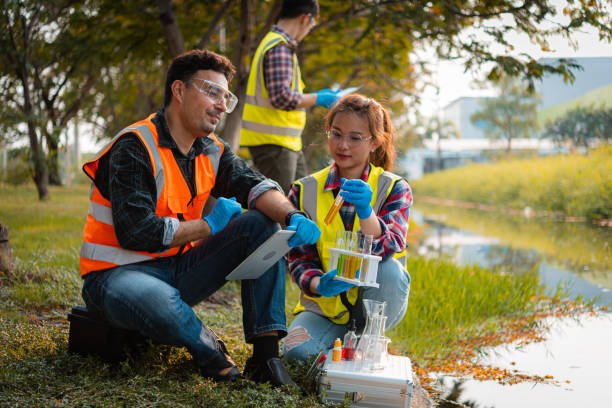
[
  {"x1": 326, "y1": 129, "x2": 373, "y2": 146},
  {"x1": 308, "y1": 14, "x2": 317, "y2": 27},
  {"x1": 190, "y1": 78, "x2": 238, "y2": 113}
]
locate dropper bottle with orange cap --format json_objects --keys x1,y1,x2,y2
[{"x1": 332, "y1": 338, "x2": 342, "y2": 362}]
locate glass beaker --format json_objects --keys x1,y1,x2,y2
[
  {"x1": 355, "y1": 300, "x2": 387, "y2": 366},
  {"x1": 362, "y1": 299, "x2": 386, "y2": 319},
  {"x1": 369, "y1": 335, "x2": 391, "y2": 371},
  {"x1": 358, "y1": 315, "x2": 388, "y2": 371}
]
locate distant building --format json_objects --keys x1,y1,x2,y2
[
  {"x1": 537, "y1": 57, "x2": 612, "y2": 110},
  {"x1": 400, "y1": 139, "x2": 560, "y2": 181},
  {"x1": 442, "y1": 96, "x2": 494, "y2": 139},
  {"x1": 403, "y1": 57, "x2": 612, "y2": 180}
]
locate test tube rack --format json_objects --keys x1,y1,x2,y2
[{"x1": 328, "y1": 248, "x2": 381, "y2": 288}]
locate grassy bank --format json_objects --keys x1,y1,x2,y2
[
  {"x1": 412, "y1": 146, "x2": 612, "y2": 221},
  {"x1": 0, "y1": 184, "x2": 569, "y2": 407}
]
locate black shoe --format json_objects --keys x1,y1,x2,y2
[
  {"x1": 201, "y1": 363, "x2": 240, "y2": 382},
  {"x1": 199, "y1": 327, "x2": 240, "y2": 382},
  {"x1": 243, "y1": 357, "x2": 299, "y2": 389}
]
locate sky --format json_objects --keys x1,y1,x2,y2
[{"x1": 417, "y1": 0, "x2": 612, "y2": 118}]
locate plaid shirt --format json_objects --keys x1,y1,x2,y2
[
  {"x1": 262, "y1": 25, "x2": 303, "y2": 110},
  {"x1": 93, "y1": 109, "x2": 276, "y2": 253},
  {"x1": 287, "y1": 163, "x2": 413, "y2": 296}
]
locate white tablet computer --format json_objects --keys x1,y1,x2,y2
[{"x1": 225, "y1": 229, "x2": 296, "y2": 280}]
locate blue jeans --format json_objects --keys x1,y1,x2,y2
[
  {"x1": 282, "y1": 257, "x2": 410, "y2": 362},
  {"x1": 82, "y1": 210, "x2": 286, "y2": 369}
]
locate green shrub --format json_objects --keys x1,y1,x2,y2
[
  {"x1": 0, "y1": 154, "x2": 31, "y2": 186},
  {"x1": 413, "y1": 146, "x2": 612, "y2": 221}
]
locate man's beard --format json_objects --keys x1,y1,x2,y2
[{"x1": 201, "y1": 108, "x2": 223, "y2": 134}]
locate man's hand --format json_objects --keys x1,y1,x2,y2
[
  {"x1": 286, "y1": 214, "x2": 320, "y2": 247},
  {"x1": 203, "y1": 197, "x2": 242, "y2": 235},
  {"x1": 340, "y1": 178, "x2": 373, "y2": 219},
  {"x1": 314, "y1": 88, "x2": 341, "y2": 108},
  {"x1": 316, "y1": 269, "x2": 358, "y2": 297}
]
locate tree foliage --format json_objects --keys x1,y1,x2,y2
[
  {"x1": 470, "y1": 75, "x2": 541, "y2": 151},
  {"x1": 542, "y1": 105, "x2": 612, "y2": 149},
  {"x1": 0, "y1": 0, "x2": 118, "y2": 198},
  {"x1": 2, "y1": 0, "x2": 612, "y2": 199}
]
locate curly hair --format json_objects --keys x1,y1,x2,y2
[{"x1": 164, "y1": 49, "x2": 236, "y2": 107}]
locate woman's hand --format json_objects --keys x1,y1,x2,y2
[
  {"x1": 340, "y1": 178, "x2": 373, "y2": 219},
  {"x1": 314, "y1": 269, "x2": 357, "y2": 297}
]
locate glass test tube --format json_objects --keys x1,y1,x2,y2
[
  {"x1": 351, "y1": 232, "x2": 361, "y2": 279},
  {"x1": 349, "y1": 232, "x2": 362, "y2": 279},
  {"x1": 324, "y1": 192, "x2": 344, "y2": 225},
  {"x1": 359, "y1": 234, "x2": 373, "y2": 282},
  {"x1": 342, "y1": 231, "x2": 356, "y2": 279},
  {"x1": 335, "y1": 231, "x2": 345, "y2": 276}
]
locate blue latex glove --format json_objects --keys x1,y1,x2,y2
[
  {"x1": 202, "y1": 197, "x2": 242, "y2": 235},
  {"x1": 316, "y1": 269, "x2": 358, "y2": 297},
  {"x1": 314, "y1": 88, "x2": 341, "y2": 108},
  {"x1": 286, "y1": 214, "x2": 321, "y2": 247},
  {"x1": 340, "y1": 178, "x2": 373, "y2": 219}
]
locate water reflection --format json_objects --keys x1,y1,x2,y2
[
  {"x1": 412, "y1": 204, "x2": 612, "y2": 306},
  {"x1": 413, "y1": 202, "x2": 611, "y2": 274},
  {"x1": 435, "y1": 314, "x2": 612, "y2": 408},
  {"x1": 411, "y1": 204, "x2": 612, "y2": 407}
]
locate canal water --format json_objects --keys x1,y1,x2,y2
[{"x1": 411, "y1": 203, "x2": 612, "y2": 408}]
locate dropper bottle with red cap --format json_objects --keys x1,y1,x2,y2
[{"x1": 342, "y1": 319, "x2": 358, "y2": 360}]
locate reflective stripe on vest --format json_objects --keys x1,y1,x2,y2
[
  {"x1": 240, "y1": 31, "x2": 306, "y2": 152},
  {"x1": 79, "y1": 114, "x2": 224, "y2": 276},
  {"x1": 292, "y1": 164, "x2": 406, "y2": 323}
]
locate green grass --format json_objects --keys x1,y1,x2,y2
[
  {"x1": 388, "y1": 258, "x2": 542, "y2": 364},
  {"x1": 538, "y1": 84, "x2": 612, "y2": 125},
  {"x1": 412, "y1": 146, "x2": 612, "y2": 221},
  {"x1": 0, "y1": 183, "x2": 566, "y2": 406}
]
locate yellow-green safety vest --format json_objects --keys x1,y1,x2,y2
[
  {"x1": 293, "y1": 164, "x2": 407, "y2": 324},
  {"x1": 240, "y1": 31, "x2": 306, "y2": 152}
]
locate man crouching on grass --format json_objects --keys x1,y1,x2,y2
[{"x1": 78, "y1": 49, "x2": 320, "y2": 387}]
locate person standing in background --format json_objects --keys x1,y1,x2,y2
[{"x1": 240, "y1": 0, "x2": 341, "y2": 193}]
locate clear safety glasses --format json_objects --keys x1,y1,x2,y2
[
  {"x1": 190, "y1": 78, "x2": 238, "y2": 113},
  {"x1": 326, "y1": 129, "x2": 373, "y2": 147}
]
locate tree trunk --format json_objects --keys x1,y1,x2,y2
[
  {"x1": 220, "y1": 0, "x2": 253, "y2": 151},
  {"x1": 46, "y1": 132, "x2": 62, "y2": 185},
  {"x1": 29, "y1": 120, "x2": 50, "y2": 200},
  {"x1": 0, "y1": 222, "x2": 14, "y2": 273},
  {"x1": 158, "y1": 0, "x2": 185, "y2": 58},
  {"x1": 221, "y1": 81, "x2": 248, "y2": 152},
  {"x1": 22, "y1": 81, "x2": 49, "y2": 200}
]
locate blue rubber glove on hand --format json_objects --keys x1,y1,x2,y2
[
  {"x1": 340, "y1": 178, "x2": 373, "y2": 219},
  {"x1": 316, "y1": 269, "x2": 358, "y2": 297},
  {"x1": 287, "y1": 214, "x2": 321, "y2": 247},
  {"x1": 203, "y1": 197, "x2": 242, "y2": 235},
  {"x1": 314, "y1": 88, "x2": 341, "y2": 108}
]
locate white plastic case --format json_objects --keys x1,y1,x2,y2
[{"x1": 318, "y1": 350, "x2": 413, "y2": 407}]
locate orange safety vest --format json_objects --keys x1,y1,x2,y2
[{"x1": 79, "y1": 113, "x2": 224, "y2": 276}]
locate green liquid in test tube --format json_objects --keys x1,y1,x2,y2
[{"x1": 335, "y1": 231, "x2": 344, "y2": 276}]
